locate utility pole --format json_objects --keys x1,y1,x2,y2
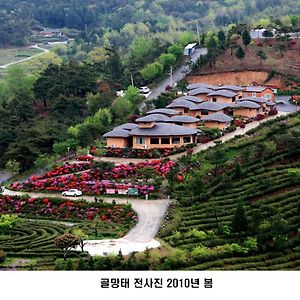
[
  {"x1": 170, "y1": 66, "x2": 173, "y2": 87},
  {"x1": 130, "y1": 74, "x2": 134, "y2": 87}
]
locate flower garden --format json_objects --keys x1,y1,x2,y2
[
  {"x1": 0, "y1": 195, "x2": 136, "y2": 223},
  {"x1": 102, "y1": 144, "x2": 196, "y2": 159},
  {"x1": 10, "y1": 160, "x2": 176, "y2": 197}
]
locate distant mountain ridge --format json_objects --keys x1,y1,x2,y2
[{"x1": 0, "y1": 0, "x2": 300, "y2": 47}]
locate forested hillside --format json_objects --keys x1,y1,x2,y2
[{"x1": 1, "y1": 0, "x2": 300, "y2": 47}]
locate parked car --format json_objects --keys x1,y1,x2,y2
[
  {"x1": 62, "y1": 189, "x2": 82, "y2": 197},
  {"x1": 76, "y1": 154, "x2": 94, "y2": 161},
  {"x1": 139, "y1": 86, "x2": 150, "y2": 94}
]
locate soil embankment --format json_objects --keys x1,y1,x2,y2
[{"x1": 188, "y1": 70, "x2": 285, "y2": 88}]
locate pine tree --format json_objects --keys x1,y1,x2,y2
[
  {"x1": 242, "y1": 29, "x2": 251, "y2": 49},
  {"x1": 256, "y1": 50, "x2": 267, "y2": 67},
  {"x1": 232, "y1": 202, "x2": 248, "y2": 233},
  {"x1": 236, "y1": 47, "x2": 245, "y2": 63}
]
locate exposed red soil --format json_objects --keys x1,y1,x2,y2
[{"x1": 188, "y1": 38, "x2": 300, "y2": 89}]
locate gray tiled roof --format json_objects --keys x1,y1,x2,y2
[
  {"x1": 245, "y1": 86, "x2": 270, "y2": 92},
  {"x1": 201, "y1": 113, "x2": 233, "y2": 123},
  {"x1": 146, "y1": 108, "x2": 179, "y2": 116},
  {"x1": 266, "y1": 101, "x2": 276, "y2": 106},
  {"x1": 234, "y1": 101, "x2": 261, "y2": 109},
  {"x1": 115, "y1": 123, "x2": 139, "y2": 131},
  {"x1": 197, "y1": 101, "x2": 231, "y2": 111},
  {"x1": 130, "y1": 123, "x2": 197, "y2": 137},
  {"x1": 167, "y1": 99, "x2": 200, "y2": 110},
  {"x1": 239, "y1": 97, "x2": 267, "y2": 103},
  {"x1": 175, "y1": 95, "x2": 205, "y2": 104},
  {"x1": 170, "y1": 115, "x2": 200, "y2": 123},
  {"x1": 207, "y1": 89, "x2": 237, "y2": 98},
  {"x1": 135, "y1": 114, "x2": 170, "y2": 123},
  {"x1": 103, "y1": 128, "x2": 130, "y2": 138},
  {"x1": 187, "y1": 83, "x2": 213, "y2": 90},
  {"x1": 189, "y1": 87, "x2": 213, "y2": 96},
  {"x1": 215, "y1": 85, "x2": 244, "y2": 92}
]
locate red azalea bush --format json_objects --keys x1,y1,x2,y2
[
  {"x1": 268, "y1": 107, "x2": 278, "y2": 116},
  {"x1": 0, "y1": 195, "x2": 137, "y2": 223},
  {"x1": 40, "y1": 162, "x2": 91, "y2": 179},
  {"x1": 254, "y1": 114, "x2": 265, "y2": 121},
  {"x1": 103, "y1": 145, "x2": 194, "y2": 158},
  {"x1": 10, "y1": 160, "x2": 176, "y2": 196}
]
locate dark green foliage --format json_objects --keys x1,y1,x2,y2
[
  {"x1": 232, "y1": 202, "x2": 248, "y2": 233},
  {"x1": 242, "y1": 29, "x2": 251, "y2": 49},
  {"x1": 236, "y1": 46, "x2": 245, "y2": 62}
]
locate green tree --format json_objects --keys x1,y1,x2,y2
[
  {"x1": 123, "y1": 86, "x2": 143, "y2": 107},
  {"x1": 111, "y1": 98, "x2": 134, "y2": 123},
  {"x1": 87, "y1": 92, "x2": 114, "y2": 114},
  {"x1": 141, "y1": 62, "x2": 163, "y2": 81},
  {"x1": 232, "y1": 202, "x2": 248, "y2": 233},
  {"x1": 72, "y1": 228, "x2": 88, "y2": 252},
  {"x1": 228, "y1": 34, "x2": 240, "y2": 56},
  {"x1": 54, "y1": 233, "x2": 80, "y2": 261},
  {"x1": 158, "y1": 53, "x2": 176, "y2": 69},
  {"x1": 206, "y1": 148, "x2": 227, "y2": 176},
  {"x1": 242, "y1": 29, "x2": 251, "y2": 49},
  {"x1": 167, "y1": 44, "x2": 183, "y2": 59},
  {"x1": 5, "y1": 159, "x2": 21, "y2": 175},
  {"x1": 0, "y1": 214, "x2": 19, "y2": 234},
  {"x1": 217, "y1": 30, "x2": 226, "y2": 50},
  {"x1": 256, "y1": 50, "x2": 267, "y2": 67},
  {"x1": 236, "y1": 47, "x2": 245, "y2": 63}
]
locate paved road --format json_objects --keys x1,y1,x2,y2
[
  {"x1": 0, "y1": 171, "x2": 13, "y2": 184},
  {"x1": 0, "y1": 45, "x2": 49, "y2": 69},
  {"x1": 139, "y1": 48, "x2": 207, "y2": 111}
]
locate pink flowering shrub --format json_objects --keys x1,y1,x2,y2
[
  {"x1": 103, "y1": 145, "x2": 194, "y2": 158},
  {"x1": 10, "y1": 160, "x2": 176, "y2": 197},
  {"x1": 0, "y1": 195, "x2": 137, "y2": 223}
]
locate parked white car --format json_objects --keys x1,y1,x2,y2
[
  {"x1": 62, "y1": 189, "x2": 82, "y2": 197},
  {"x1": 139, "y1": 86, "x2": 150, "y2": 94}
]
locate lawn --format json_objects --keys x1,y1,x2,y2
[{"x1": 0, "y1": 47, "x2": 43, "y2": 66}]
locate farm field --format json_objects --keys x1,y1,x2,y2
[{"x1": 0, "y1": 47, "x2": 43, "y2": 66}]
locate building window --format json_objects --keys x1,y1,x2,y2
[
  {"x1": 183, "y1": 136, "x2": 191, "y2": 143},
  {"x1": 150, "y1": 138, "x2": 159, "y2": 144},
  {"x1": 264, "y1": 94, "x2": 272, "y2": 100},
  {"x1": 232, "y1": 97, "x2": 236, "y2": 102},
  {"x1": 212, "y1": 97, "x2": 217, "y2": 102},
  {"x1": 136, "y1": 137, "x2": 145, "y2": 145},
  {"x1": 172, "y1": 137, "x2": 180, "y2": 144},
  {"x1": 161, "y1": 138, "x2": 170, "y2": 144},
  {"x1": 201, "y1": 109, "x2": 209, "y2": 115},
  {"x1": 252, "y1": 92, "x2": 256, "y2": 96},
  {"x1": 184, "y1": 108, "x2": 189, "y2": 114}
]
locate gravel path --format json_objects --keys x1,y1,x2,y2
[{"x1": 2, "y1": 188, "x2": 170, "y2": 256}]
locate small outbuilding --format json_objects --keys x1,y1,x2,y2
[{"x1": 184, "y1": 43, "x2": 197, "y2": 56}]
